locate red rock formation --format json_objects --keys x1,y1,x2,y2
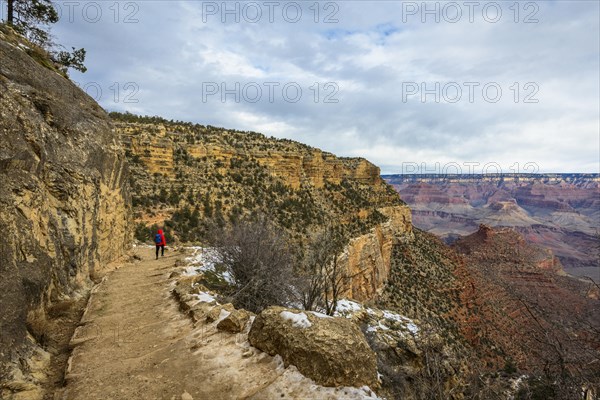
[
  {"x1": 452, "y1": 226, "x2": 600, "y2": 382},
  {"x1": 384, "y1": 175, "x2": 600, "y2": 276}
]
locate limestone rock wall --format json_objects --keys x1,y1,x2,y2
[
  {"x1": 119, "y1": 125, "x2": 382, "y2": 190},
  {"x1": 129, "y1": 137, "x2": 174, "y2": 177},
  {"x1": 0, "y1": 37, "x2": 130, "y2": 379},
  {"x1": 340, "y1": 205, "x2": 413, "y2": 301}
]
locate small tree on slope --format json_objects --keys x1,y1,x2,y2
[{"x1": 4, "y1": 0, "x2": 87, "y2": 73}]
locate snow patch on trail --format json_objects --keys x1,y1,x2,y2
[
  {"x1": 133, "y1": 243, "x2": 156, "y2": 249},
  {"x1": 310, "y1": 311, "x2": 333, "y2": 319},
  {"x1": 183, "y1": 247, "x2": 215, "y2": 271},
  {"x1": 280, "y1": 311, "x2": 312, "y2": 329},
  {"x1": 247, "y1": 315, "x2": 256, "y2": 329},
  {"x1": 260, "y1": 365, "x2": 382, "y2": 399},
  {"x1": 182, "y1": 266, "x2": 199, "y2": 277},
  {"x1": 273, "y1": 354, "x2": 285, "y2": 372}
]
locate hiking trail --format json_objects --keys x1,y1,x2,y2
[{"x1": 56, "y1": 247, "x2": 372, "y2": 400}]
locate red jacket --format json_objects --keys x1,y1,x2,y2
[{"x1": 156, "y1": 229, "x2": 166, "y2": 246}]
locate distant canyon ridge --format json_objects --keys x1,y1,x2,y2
[{"x1": 384, "y1": 174, "x2": 600, "y2": 279}]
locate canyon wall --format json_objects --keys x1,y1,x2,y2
[
  {"x1": 117, "y1": 118, "x2": 409, "y2": 301},
  {"x1": 385, "y1": 174, "x2": 600, "y2": 277},
  {"x1": 0, "y1": 36, "x2": 130, "y2": 382},
  {"x1": 340, "y1": 205, "x2": 413, "y2": 301},
  {"x1": 452, "y1": 226, "x2": 600, "y2": 379},
  {"x1": 120, "y1": 123, "x2": 381, "y2": 189}
]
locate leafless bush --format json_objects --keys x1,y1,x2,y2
[
  {"x1": 366, "y1": 323, "x2": 467, "y2": 400},
  {"x1": 298, "y1": 227, "x2": 347, "y2": 315},
  {"x1": 205, "y1": 216, "x2": 298, "y2": 313}
]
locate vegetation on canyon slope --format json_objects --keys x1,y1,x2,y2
[{"x1": 111, "y1": 111, "x2": 400, "y2": 246}]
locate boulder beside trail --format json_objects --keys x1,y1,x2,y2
[
  {"x1": 206, "y1": 303, "x2": 235, "y2": 323},
  {"x1": 248, "y1": 306, "x2": 378, "y2": 388},
  {"x1": 217, "y1": 309, "x2": 252, "y2": 333}
]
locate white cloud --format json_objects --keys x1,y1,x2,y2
[{"x1": 51, "y1": 0, "x2": 600, "y2": 174}]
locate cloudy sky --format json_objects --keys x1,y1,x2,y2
[{"x1": 47, "y1": 0, "x2": 599, "y2": 174}]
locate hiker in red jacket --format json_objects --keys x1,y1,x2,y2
[{"x1": 154, "y1": 229, "x2": 166, "y2": 259}]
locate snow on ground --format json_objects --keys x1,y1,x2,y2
[
  {"x1": 184, "y1": 247, "x2": 215, "y2": 270},
  {"x1": 215, "y1": 309, "x2": 231, "y2": 324},
  {"x1": 405, "y1": 322, "x2": 419, "y2": 334},
  {"x1": 366, "y1": 321, "x2": 390, "y2": 333},
  {"x1": 310, "y1": 311, "x2": 333, "y2": 319},
  {"x1": 335, "y1": 298, "x2": 420, "y2": 336},
  {"x1": 194, "y1": 292, "x2": 217, "y2": 304},
  {"x1": 182, "y1": 247, "x2": 233, "y2": 283},
  {"x1": 510, "y1": 375, "x2": 528, "y2": 392},
  {"x1": 133, "y1": 243, "x2": 156, "y2": 249},
  {"x1": 366, "y1": 310, "x2": 419, "y2": 336},
  {"x1": 280, "y1": 311, "x2": 312, "y2": 329},
  {"x1": 381, "y1": 310, "x2": 419, "y2": 334},
  {"x1": 255, "y1": 354, "x2": 381, "y2": 399},
  {"x1": 258, "y1": 365, "x2": 382, "y2": 399},
  {"x1": 182, "y1": 266, "x2": 199, "y2": 277},
  {"x1": 335, "y1": 299, "x2": 362, "y2": 316}
]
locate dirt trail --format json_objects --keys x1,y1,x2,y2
[
  {"x1": 55, "y1": 248, "x2": 279, "y2": 400},
  {"x1": 55, "y1": 247, "x2": 379, "y2": 400}
]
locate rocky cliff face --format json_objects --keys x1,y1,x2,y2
[
  {"x1": 0, "y1": 35, "x2": 130, "y2": 385},
  {"x1": 120, "y1": 121, "x2": 382, "y2": 190},
  {"x1": 377, "y1": 223, "x2": 600, "y2": 397},
  {"x1": 114, "y1": 113, "x2": 410, "y2": 301},
  {"x1": 384, "y1": 174, "x2": 600, "y2": 277},
  {"x1": 340, "y1": 205, "x2": 413, "y2": 301}
]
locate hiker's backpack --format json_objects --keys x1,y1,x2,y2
[{"x1": 154, "y1": 233, "x2": 162, "y2": 244}]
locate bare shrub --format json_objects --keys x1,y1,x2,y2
[
  {"x1": 205, "y1": 216, "x2": 298, "y2": 313},
  {"x1": 299, "y1": 227, "x2": 347, "y2": 315}
]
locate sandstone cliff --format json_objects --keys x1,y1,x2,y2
[
  {"x1": 340, "y1": 205, "x2": 413, "y2": 301},
  {"x1": 118, "y1": 119, "x2": 386, "y2": 190},
  {"x1": 113, "y1": 113, "x2": 411, "y2": 301},
  {"x1": 0, "y1": 34, "x2": 130, "y2": 388}
]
